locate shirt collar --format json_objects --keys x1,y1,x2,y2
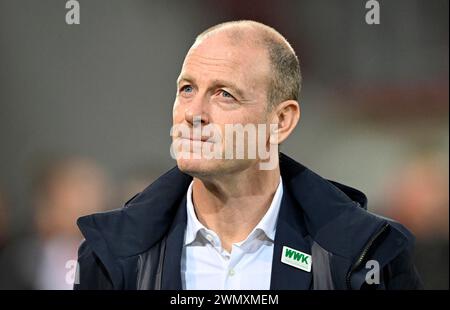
[
  {"x1": 184, "y1": 180, "x2": 207, "y2": 246},
  {"x1": 184, "y1": 177, "x2": 283, "y2": 246}
]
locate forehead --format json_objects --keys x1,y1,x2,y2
[{"x1": 180, "y1": 34, "x2": 270, "y2": 87}]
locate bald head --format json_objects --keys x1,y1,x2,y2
[{"x1": 193, "y1": 20, "x2": 301, "y2": 109}]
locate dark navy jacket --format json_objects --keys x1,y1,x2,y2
[{"x1": 74, "y1": 153, "x2": 423, "y2": 290}]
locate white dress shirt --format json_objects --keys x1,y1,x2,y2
[{"x1": 181, "y1": 177, "x2": 283, "y2": 290}]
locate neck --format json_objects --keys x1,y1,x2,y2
[{"x1": 191, "y1": 163, "x2": 280, "y2": 252}]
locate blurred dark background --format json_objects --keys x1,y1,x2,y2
[{"x1": 0, "y1": 0, "x2": 448, "y2": 289}]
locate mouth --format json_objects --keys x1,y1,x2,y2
[
  {"x1": 177, "y1": 138, "x2": 216, "y2": 147},
  {"x1": 174, "y1": 137, "x2": 217, "y2": 158},
  {"x1": 177, "y1": 134, "x2": 217, "y2": 143}
]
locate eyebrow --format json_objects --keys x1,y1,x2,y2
[
  {"x1": 177, "y1": 74, "x2": 246, "y2": 99},
  {"x1": 176, "y1": 74, "x2": 193, "y2": 86}
]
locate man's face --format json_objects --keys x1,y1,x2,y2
[{"x1": 172, "y1": 32, "x2": 273, "y2": 178}]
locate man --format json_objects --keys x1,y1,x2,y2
[{"x1": 74, "y1": 20, "x2": 422, "y2": 290}]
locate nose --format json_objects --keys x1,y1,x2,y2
[{"x1": 185, "y1": 99, "x2": 209, "y2": 127}]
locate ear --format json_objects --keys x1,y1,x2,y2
[{"x1": 269, "y1": 100, "x2": 300, "y2": 144}]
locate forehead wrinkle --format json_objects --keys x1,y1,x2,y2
[
  {"x1": 181, "y1": 61, "x2": 238, "y2": 83},
  {"x1": 186, "y1": 52, "x2": 241, "y2": 66},
  {"x1": 185, "y1": 58, "x2": 239, "y2": 72},
  {"x1": 177, "y1": 72, "x2": 232, "y2": 91},
  {"x1": 188, "y1": 53, "x2": 239, "y2": 63},
  {"x1": 196, "y1": 62, "x2": 236, "y2": 70}
]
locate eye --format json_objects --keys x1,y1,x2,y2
[
  {"x1": 219, "y1": 90, "x2": 235, "y2": 99},
  {"x1": 180, "y1": 85, "x2": 193, "y2": 93}
]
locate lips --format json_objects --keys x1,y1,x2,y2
[
  {"x1": 179, "y1": 136, "x2": 211, "y2": 142},
  {"x1": 176, "y1": 131, "x2": 218, "y2": 143}
]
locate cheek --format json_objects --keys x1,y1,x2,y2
[{"x1": 212, "y1": 110, "x2": 265, "y2": 134}]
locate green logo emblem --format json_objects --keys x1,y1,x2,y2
[{"x1": 281, "y1": 246, "x2": 312, "y2": 272}]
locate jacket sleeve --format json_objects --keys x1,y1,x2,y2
[{"x1": 74, "y1": 240, "x2": 114, "y2": 290}]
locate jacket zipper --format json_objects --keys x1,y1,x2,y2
[{"x1": 345, "y1": 222, "x2": 390, "y2": 290}]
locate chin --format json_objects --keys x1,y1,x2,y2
[
  {"x1": 176, "y1": 156, "x2": 254, "y2": 179},
  {"x1": 176, "y1": 157, "x2": 221, "y2": 177}
]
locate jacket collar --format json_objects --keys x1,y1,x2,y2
[
  {"x1": 270, "y1": 183, "x2": 312, "y2": 289},
  {"x1": 77, "y1": 167, "x2": 191, "y2": 259},
  {"x1": 278, "y1": 154, "x2": 388, "y2": 259},
  {"x1": 161, "y1": 194, "x2": 187, "y2": 290}
]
